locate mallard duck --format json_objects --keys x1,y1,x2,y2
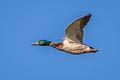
[{"x1": 32, "y1": 13, "x2": 98, "y2": 54}]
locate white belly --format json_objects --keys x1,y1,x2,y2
[{"x1": 62, "y1": 40, "x2": 90, "y2": 54}]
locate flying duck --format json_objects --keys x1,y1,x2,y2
[{"x1": 32, "y1": 13, "x2": 98, "y2": 54}]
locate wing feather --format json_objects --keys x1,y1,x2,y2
[{"x1": 64, "y1": 13, "x2": 91, "y2": 43}]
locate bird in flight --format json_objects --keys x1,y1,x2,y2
[{"x1": 32, "y1": 13, "x2": 98, "y2": 55}]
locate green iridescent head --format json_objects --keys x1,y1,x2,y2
[{"x1": 32, "y1": 40, "x2": 52, "y2": 46}]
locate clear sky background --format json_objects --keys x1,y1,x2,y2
[{"x1": 0, "y1": 0, "x2": 120, "y2": 80}]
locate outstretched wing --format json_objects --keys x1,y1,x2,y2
[{"x1": 64, "y1": 13, "x2": 91, "y2": 43}]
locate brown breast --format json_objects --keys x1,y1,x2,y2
[{"x1": 50, "y1": 42, "x2": 64, "y2": 50}]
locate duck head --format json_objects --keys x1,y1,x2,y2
[{"x1": 32, "y1": 40, "x2": 52, "y2": 46}]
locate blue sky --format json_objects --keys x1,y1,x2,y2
[{"x1": 0, "y1": 0, "x2": 120, "y2": 80}]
